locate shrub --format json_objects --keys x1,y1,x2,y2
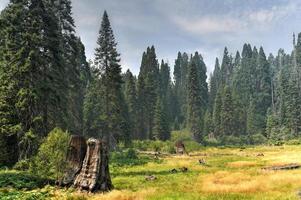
[
  {"x1": 125, "y1": 148, "x2": 138, "y2": 159},
  {"x1": 171, "y1": 130, "x2": 192, "y2": 142},
  {"x1": 30, "y1": 128, "x2": 70, "y2": 180},
  {"x1": 221, "y1": 135, "x2": 242, "y2": 146},
  {"x1": 250, "y1": 133, "x2": 267, "y2": 145},
  {"x1": 203, "y1": 137, "x2": 220, "y2": 146},
  {"x1": 111, "y1": 150, "x2": 150, "y2": 167},
  {"x1": 284, "y1": 139, "x2": 301, "y2": 145},
  {"x1": 13, "y1": 159, "x2": 31, "y2": 171},
  {"x1": 0, "y1": 170, "x2": 53, "y2": 190}
]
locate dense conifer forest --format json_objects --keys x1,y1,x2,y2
[
  {"x1": 0, "y1": 0, "x2": 301, "y2": 169},
  {"x1": 3, "y1": 1, "x2": 301, "y2": 200}
]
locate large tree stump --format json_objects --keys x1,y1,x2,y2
[
  {"x1": 73, "y1": 138, "x2": 101, "y2": 191},
  {"x1": 62, "y1": 135, "x2": 87, "y2": 186},
  {"x1": 73, "y1": 138, "x2": 113, "y2": 192}
]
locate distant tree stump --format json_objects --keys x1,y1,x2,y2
[
  {"x1": 175, "y1": 141, "x2": 187, "y2": 155},
  {"x1": 61, "y1": 135, "x2": 87, "y2": 186}
]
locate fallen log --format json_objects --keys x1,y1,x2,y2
[
  {"x1": 262, "y1": 163, "x2": 301, "y2": 170},
  {"x1": 137, "y1": 150, "x2": 171, "y2": 157}
]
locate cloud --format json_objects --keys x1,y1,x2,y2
[
  {"x1": 0, "y1": 0, "x2": 9, "y2": 11},
  {"x1": 172, "y1": 16, "x2": 245, "y2": 35},
  {"x1": 248, "y1": 2, "x2": 298, "y2": 24},
  {"x1": 170, "y1": 1, "x2": 300, "y2": 37}
]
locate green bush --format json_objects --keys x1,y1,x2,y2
[
  {"x1": 268, "y1": 126, "x2": 293, "y2": 145},
  {"x1": 203, "y1": 137, "x2": 220, "y2": 146},
  {"x1": 111, "y1": 151, "x2": 149, "y2": 167},
  {"x1": 0, "y1": 170, "x2": 53, "y2": 190},
  {"x1": 250, "y1": 133, "x2": 267, "y2": 145},
  {"x1": 284, "y1": 139, "x2": 301, "y2": 145},
  {"x1": 171, "y1": 130, "x2": 192, "y2": 142},
  {"x1": 30, "y1": 128, "x2": 70, "y2": 180},
  {"x1": 221, "y1": 135, "x2": 242, "y2": 146},
  {"x1": 125, "y1": 148, "x2": 138, "y2": 159},
  {"x1": 13, "y1": 159, "x2": 31, "y2": 171}
]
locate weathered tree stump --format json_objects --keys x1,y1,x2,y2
[
  {"x1": 175, "y1": 140, "x2": 187, "y2": 155},
  {"x1": 62, "y1": 135, "x2": 87, "y2": 186},
  {"x1": 73, "y1": 138, "x2": 102, "y2": 191},
  {"x1": 73, "y1": 138, "x2": 113, "y2": 192}
]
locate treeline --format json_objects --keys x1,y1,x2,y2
[
  {"x1": 120, "y1": 38, "x2": 301, "y2": 145},
  {"x1": 1, "y1": 0, "x2": 301, "y2": 168}
]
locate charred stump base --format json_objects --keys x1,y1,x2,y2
[{"x1": 62, "y1": 136, "x2": 113, "y2": 192}]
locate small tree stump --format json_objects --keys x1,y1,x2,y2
[
  {"x1": 145, "y1": 175, "x2": 157, "y2": 181},
  {"x1": 175, "y1": 141, "x2": 187, "y2": 155}
]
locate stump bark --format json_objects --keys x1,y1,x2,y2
[
  {"x1": 73, "y1": 138, "x2": 113, "y2": 192},
  {"x1": 73, "y1": 138, "x2": 101, "y2": 191},
  {"x1": 62, "y1": 135, "x2": 87, "y2": 186}
]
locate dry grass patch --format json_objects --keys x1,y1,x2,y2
[
  {"x1": 198, "y1": 171, "x2": 268, "y2": 193},
  {"x1": 56, "y1": 188, "x2": 157, "y2": 200},
  {"x1": 227, "y1": 161, "x2": 258, "y2": 168}
]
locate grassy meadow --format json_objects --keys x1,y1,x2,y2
[{"x1": 1, "y1": 145, "x2": 301, "y2": 200}]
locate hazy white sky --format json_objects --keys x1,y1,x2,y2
[{"x1": 1, "y1": 0, "x2": 301, "y2": 75}]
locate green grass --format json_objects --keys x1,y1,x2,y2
[{"x1": 1, "y1": 145, "x2": 301, "y2": 199}]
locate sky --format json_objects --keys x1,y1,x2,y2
[{"x1": 1, "y1": 0, "x2": 301, "y2": 75}]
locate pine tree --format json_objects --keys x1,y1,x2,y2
[
  {"x1": 153, "y1": 97, "x2": 170, "y2": 141},
  {"x1": 209, "y1": 58, "x2": 220, "y2": 111},
  {"x1": 0, "y1": 0, "x2": 67, "y2": 162},
  {"x1": 187, "y1": 53, "x2": 203, "y2": 141},
  {"x1": 47, "y1": 0, "x2": 90, "y2": 134},
  {"x1": 253, "y1": 47, "x2": 271, "y2": 134},
  {"x1": 93, "y1": 10, "x2": 123, "y2": 191},
  {"x1": 123, "y1": 69, "x2": 138, "y2": 139},
  {"x1": 220, "y1": 86, "x2": 236, "y2": 136},
  {"x1": 220, "y1": 47, "x2": 233, "y2": 85},
  {"x1": 137, "y1": 46, "x2": 159, "y2": 139},
  {"x1": 213, "y1": 90, "x2": 222, "y2": 137}
]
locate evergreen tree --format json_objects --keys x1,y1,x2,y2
[
  {"x1": 93, "y1": 10, "x2": 123, "y2": 191},
  {"x1": 153, "y1": 97, "x2": 170, "y2": 141},
  {"x1": 187, "y1": 53, "x2": 203, "y2": 141},
  {"x1": 123, "y1": 69, "x2": 138, "y2": 139},
  {"x1": 137, "y1": 46, "x2": 159, "y2": 139},
  {"x1": 220, "y1": 47, "x2": 232, "y2": 85},
  {"x1": 0, "y1": 0, "x2": 66, "y2": 162},
  {"x1": 209, "y1": 58, "x2": 220, "y2": 111},
  {"x1": 220, "y1": 86, "x2": 236, "y2": 136},
  {"x1": 213, "y1": 90, "x2": 222, "y2": 137}
]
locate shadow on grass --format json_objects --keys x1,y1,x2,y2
[{"x1": 112, "y1": 169, "x2": 192, "y2": 177}]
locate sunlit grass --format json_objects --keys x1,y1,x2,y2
[{"x1": 1, "y1": 145, "x2": 301, "y2": 199}]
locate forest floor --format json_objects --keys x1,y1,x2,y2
[{"x1": 1, "y1": 145, "x2": 301, "y2": 200}]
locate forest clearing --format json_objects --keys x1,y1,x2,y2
[
  {"x1": 1, "y1": 143, "x2": 301, "y2": 200},
  {"x1": 1, "y1": 0, "x2": 301, "y2": 199}
]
